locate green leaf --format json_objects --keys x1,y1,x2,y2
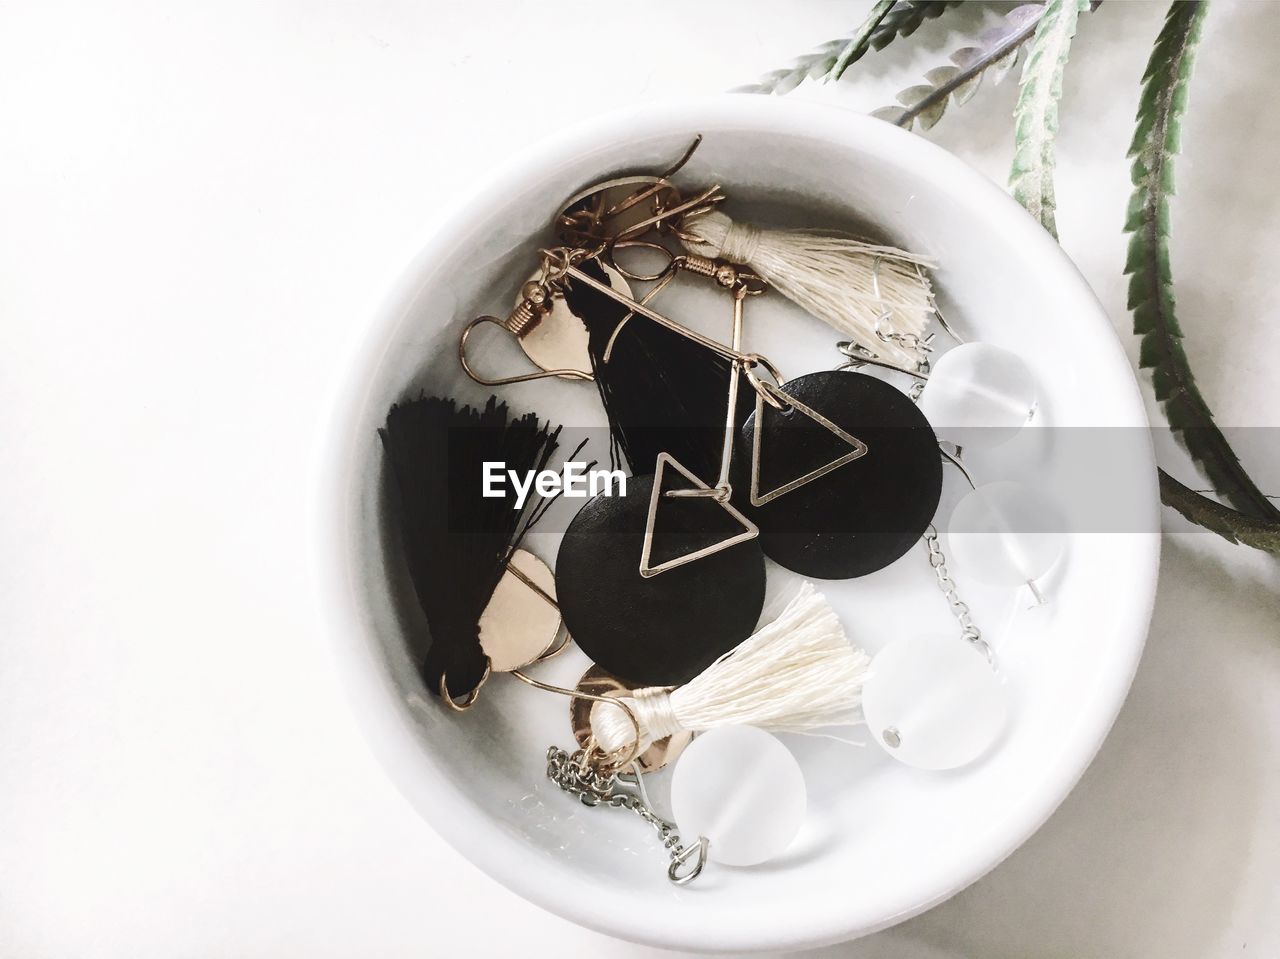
[
  {"x1": 731, "y1": 40, "x2": 845, "y2": 95},
  {"x1": 1123, "y1": 0, "x2": 1280, "y2": 527},
  {"x1": 877, "y1": 4, "x2": 1047, "y2": 131},
  {"x1": 828, "y1": 0, "x2": 897, "y2": 83},
  {"x1": 1009, "y1": 0, "x2": 1092, "y2": 238},
  {"x1": 741, "y1": 1, "x2": 963, "y2": 95},
  {"x1": 829, "y1": 1, "x2": 962, "y2": 83}
]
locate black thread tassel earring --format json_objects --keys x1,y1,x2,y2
[
  {"x1": 380, "y1": 395, "x2": 563, "y2": 708},
  {"x1": 562, "y1": 256, "x2": 746, "y2": 481},
  {"x1": 556, "y1": 283, "x2": 765, "y2": 688}
]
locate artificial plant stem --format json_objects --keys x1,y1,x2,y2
[
  {"x1": 893, "y1": 8, "x2": 1044, "y2": 127},
  {"x1": 829, "y1": 0, "x2": 896, "y2": 82},
  {"x1": 738, "y1": 1, "x2": 959, "y2": 95},
  {"x1": 1009, "y1": 0, "x2": 1092, "y2": 238},
  {"x1": 1125, "y1": 0, "x2": 1280, "y2": 531},
  {"x1": 1160, "y1": 470, "x2": 1280, "y2": 552}
]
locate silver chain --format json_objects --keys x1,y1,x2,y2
[
  {"x1": 545, "y1": 746, "x2": 707, "y2": 884},
  {"x1": 923, "y1": 524, "x2": 995, "y2": 665}
]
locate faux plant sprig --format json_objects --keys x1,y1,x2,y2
[
  {"x1": 830, "y1": 0, "x2": 898, "y2": 83},
  {"x1": 750, "y1": 0, "x2": 1280, "y2": 553},
  {"x1": 1161, "y1": 470, "x2": 1280, "y2": 552},
  {"x1": 1123, "y1": 0, "x2": 1280, "y2": 541},
  {"x1": 874, "y1": 3, "x2": 1046, "y2": 131},
  {"x1": 1010, "y1": 0, "x2": 1092, "y2": 238},
  {"x1": 736, "y1": 0, "x2": 961, "y2": 95}
]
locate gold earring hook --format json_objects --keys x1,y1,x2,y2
[
  {"x1": 439, "y1": 656, "x2": 493, "y2": 712},
  {"x1": 501, "y1": 557, "x2": 572, "y2": 665},
  {"x1": 600, "y1": 255, "x2": 682, "y2": 364},
  {"x1": 458, "y1": 315, "x2": 593, "y2": 386},
  {"x1": 554, "y1": 134, "x2": 708, "y2": 246}
]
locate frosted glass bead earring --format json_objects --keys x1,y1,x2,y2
[
  {"x1": 862, "y1": 633, "x2": 1008, "y2": 770},
  {"x1": 948, "y1": 481, "x2": 1066, "y2": 604},
  {"x1": 860, "y1": 526, "x2": 1009, "y2": 770},
  {"x1": 918, "y1": 342, "x2": 1038, "y2": 449},
  {"x1": 670, "y1": 725, "x2": 806, "y2": 867}
]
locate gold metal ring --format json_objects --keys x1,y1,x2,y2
[
  {"x1": 742, "y1": 353, "x2": 790, "y2": 410},
  {"x1": 439, "y1": 657, "x2": 492, "y2": 712},
  {"x1": 609, "y1": 240, "x2": 679, "y2": 283}
]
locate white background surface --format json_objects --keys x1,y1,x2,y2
[{"x1": 2, "y1": 2, "x2": 1278, "y2": 957}]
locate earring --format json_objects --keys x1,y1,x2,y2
[
  {"x1": 860, "y1": 526, "x2": 1009, "y2": 770},
  {"x1": 838, "y1": 286, "x2": 1057, "y2": 604},
  {"x1": 677, "y1": 209, "x2": 938, "y2": 369},
  {"x1": 555, "y1": 278, "x2": 767, "y2": 688},
  {"x1": 670, "y1": 725, "x2": 807, "y2": 868},
  {"x1": 732, "y1": 363, "x2": 944, "y2": 580},
  {"x1": 560, "y1": 250, "x2": 746, "y2": 482},
  {"x1": 379, "y1": 395, "x2": 573, "y2": 707},
  {"x1": 567, "y1": 219, "x2": 945, "y2": 583},
  {"x1": 587, "y1": 581, "x2": 869, "y2": 755},
  {"x1": 836, "y1": 261, "x2": 1039, "y2": 450},
  {"x1": 918, "y1": 341, "x2": 1038, "y2": 448},
  {"x1": 456, "y1": 260, "x2": 607, "y2": 387}
]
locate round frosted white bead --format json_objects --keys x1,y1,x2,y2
[
  {"x1": 948, "y1": 481, "x2": 1066, "y2": 586},
  {"x1": 920, "y1": 342, "x2": 1038, "y2": 447},
  {"x1": 862, "y1": 634, "x2": 1008, "y2": 770},
  {"x1": 670, "y1": 726, "x2": 806, "y2": 867}
]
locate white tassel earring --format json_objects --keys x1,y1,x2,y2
[
  {"x1": 589, "y1": 582, "x2": 869, "y2": 755},
  {"x1": 677, "y1": 209, "x2": 937, "y2": 368}
]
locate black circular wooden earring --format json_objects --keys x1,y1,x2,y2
[
  {"x1": 556, "y1": 461, "x2": 765, "y2": 688},
  {"x1": 731, "y1": 368, "x2": 942, "y2": 580}
]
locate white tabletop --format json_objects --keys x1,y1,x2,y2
[{"x1": 3, "y1": 2, "x2": 1278, "y2": 956}]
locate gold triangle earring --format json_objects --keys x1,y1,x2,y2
[
  {"x1": 639, "y1": 451, "x2": 758, "y2": 577},
  {"x1": 639, "y1": 283, "x2": 758, "y2": 577},
  {"x1": 553, "y1": 275, "x2": 767, "y2": 689},
  {"x1": 745, "y1": 368, "x2": 869, "y2": 508}
]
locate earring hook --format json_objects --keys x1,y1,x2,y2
[
  {"x1": 836, "y1": 340, "x2": 930, "y2": 382},
  {"x1": 439, "y1": 657, "x2": 493, "y2": 712},
  {"x1": 458, "y1": 315, "x2": 593, "y2": 386},
  {"x1": 510, "y1": 667, "x2": 645, "y2": 773},
  {"x1": 668, "y1": 836, "x2": 709, "y2": 885}
]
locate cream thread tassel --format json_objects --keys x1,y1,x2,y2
[
  {"x1": 679, "y1": 210, "x2": 937, "y2": 367},
  {"x1": 589, "y1": 582, "x2": 870, "y2": 755}
]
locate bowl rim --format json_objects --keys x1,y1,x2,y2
[{"x1": 312, "y1": 94, "x2": 1161, "y2": 952}]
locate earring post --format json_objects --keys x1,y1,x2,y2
[
  {"x1": 716, "y1": 289, "x2": 746, "y2": 490},
  {"x1": 666, "y1": 285, "x2": 747, "y2": 500}
]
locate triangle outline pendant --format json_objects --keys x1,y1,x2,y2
[
  {"x1": 639, "y1": 452, "x2": 759, "y2": 578},
  {"x1": 750, "y1": 386, "x2": 870, "y2": 507}
]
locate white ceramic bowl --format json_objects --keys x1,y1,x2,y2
[{"x1": 316, "y1": 97, "x2": 1159, "y2": 953}]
